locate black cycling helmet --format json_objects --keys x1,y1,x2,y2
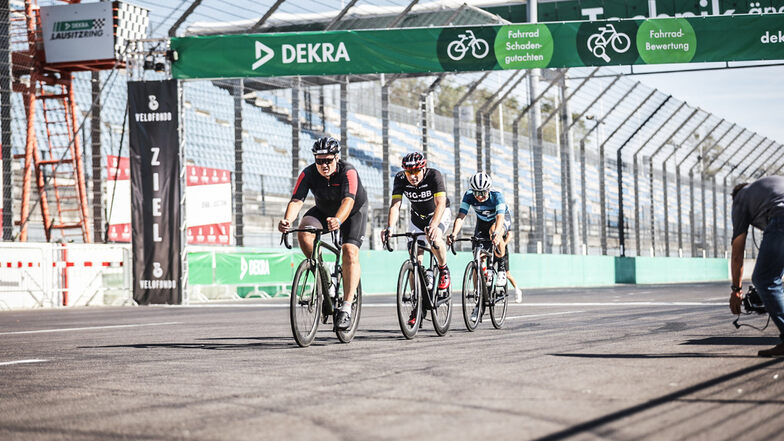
[
  {"x1": 402, "y1": 152, "x2": 427, "y2": 171},
  {"x1": 312, "y1": 136, "x2": 341, "y2": 155}
]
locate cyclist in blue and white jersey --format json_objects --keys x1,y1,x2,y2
[{"x1": 447, "y1": 172, "x2": 522, "y2": 301}]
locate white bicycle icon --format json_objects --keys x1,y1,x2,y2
[
  {"x1": 586, "y1": 24, "x2": 631, "y2": 63},
  {"x1": 447, "y1": 30, "x2": 490, "y2": 61}
]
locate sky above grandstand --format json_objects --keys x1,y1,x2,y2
[{"x1": 36, "y1": 0, "x2": 784, "y2": 147}]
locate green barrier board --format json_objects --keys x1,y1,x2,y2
[{"x1": 172, "y1": 14, "x2": 784, "y2": 79}]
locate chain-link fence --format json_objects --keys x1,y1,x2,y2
[{"x1": 2, "y1": 3, "x2": 780, "y2": 260}]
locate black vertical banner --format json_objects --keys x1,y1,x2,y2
[{"x1": 128, "y1": 80, "x2": 181, "y2": 305}]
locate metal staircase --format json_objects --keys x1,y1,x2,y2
[{"x1": 12, "y1": 1, "x2": 90, "y2": 242}]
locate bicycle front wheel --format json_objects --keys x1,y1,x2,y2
[
  {"x1": 489, "y1": 285, "x2": 509, "y2": 329},
  {"x1": 431, "y1": 267, "x2": 452, "y2": 336},
  {"x1": 396, "y1": 261, "x2": 422, "y2": 339},
  {"x1": 336, "y1": 280, "x2": 362, "y2": 343},
  {"x1": 290, "y1": 259, "x2": 322, "y2": 347},
  {"x1": 462, "y1": 262, "x2": 481, "y2": 331}
]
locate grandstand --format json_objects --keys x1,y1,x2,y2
[{"x1": 4, "y1": 0, "x2": 776, "y2": 261}]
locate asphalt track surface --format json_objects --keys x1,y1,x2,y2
[{"x1": 1, "y1": 282, "x2": 783, "y2": 441}]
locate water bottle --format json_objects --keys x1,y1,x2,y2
[
  {"x1": 485, "y1": 268, "x2": 494, "y2": 287},
  {"x1": 329, "y1": 274, "x2": 339, "y2": 298},
  {"x1": 425, "y1": 269, "x2": 434, "y2": 291}
]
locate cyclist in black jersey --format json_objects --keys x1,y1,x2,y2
[
  {"x1": 383, "y1": 152, "x2": 451, "y2": 302},
  {"x1": 278, "y1": 136, "x2": 367, "y2": 330}
]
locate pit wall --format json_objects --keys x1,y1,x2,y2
[{"x1": 187, "y1": 249, "x2": 731, "y2": 296}]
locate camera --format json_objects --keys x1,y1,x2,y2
[{"x1": 743, "y1": 286, "x2": 767, "y2": 314}]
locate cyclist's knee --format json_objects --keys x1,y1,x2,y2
[{"x1": 342, "y1": 244, "x2": 360, "y2": 264}]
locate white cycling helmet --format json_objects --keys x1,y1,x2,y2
[{"x1": 469, "y1": 172, "x2": 492, "y2": 192}]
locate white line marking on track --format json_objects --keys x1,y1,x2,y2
[
  {"x1": 516, "y1": 302, "x2": 723, "y2": 307},
  {"x1": 0, "y1": 322, "x2": 181, "y2": 336},
  {"x1": 507, "y1": 311, "x2": 584, "y2": 320},
  {"x1": 0, "y1": 359, "x2": 47, "y2": 366}
]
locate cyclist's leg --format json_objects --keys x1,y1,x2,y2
[
  {"x1": 299, "y1": 207, "x2": 327, "y2": 258},
  {"x1": 429, "y1": 208, "x2": 451, "y2": 267},
  {"x1": 494, "y1": 214, "x2": 512, "y2": 260},
  {"x1": 339, "y1": 204, "x2": 367, "y2": 306}
]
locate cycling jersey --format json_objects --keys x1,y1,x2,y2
[
  {"x1": 291, "y1": 161, "x2": 368, "y2": 216},
  {"x1": 392, "y1": 168, "x2": 450, "y2": 230},
  {"x1": 459, "y1": 190, "x2": 507, "y2": 223}
]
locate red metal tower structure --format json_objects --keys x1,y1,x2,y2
[{"x1": 11, "y1": 0, "x2": 92, "y2": 242}]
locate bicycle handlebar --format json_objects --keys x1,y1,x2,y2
[
  {"x1": 280, "y1": 226, "x2": 331, "y2": 249},
  {"x1": 382, "y1": 230, "x2": 440, "y2": 253},
  {"x1": 449, "y1": 236, "x2": 497, "y2": 256}
]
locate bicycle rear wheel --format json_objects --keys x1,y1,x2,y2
[
  {"x1": 489, "y1": 285, "x2": 508, "y2": 329},
  {"x1": 336, "y1": 280, "x2": 362, "y2": 343},
  {"x1": 461, "y1": 262, "x2": 481, "y2": 331},
  {"x1": 290, "y1": 259, "x2": 322, "y2": 347},
  {"x1": 431, "y1": 267, "x2": 452, "y2": 336},
  {"x1": 396, "y1": 261, "x2": 422, "y2": 339}
]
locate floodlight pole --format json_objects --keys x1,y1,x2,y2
[{"x1": 629, "y1": 99, "x2": 682, "y2": 256}]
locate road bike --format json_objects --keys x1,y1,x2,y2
[
  {"x1": 586, "y1": 24, "x2": 631, "y2": 63},
  {"x1": 450, "y1": 236, "x2": 508, "y2": 331},
  {"x1": 384, "y1": 231, "x2": 452, "y2": 339},
  {"x1": 447, "y1": 30, "x2": 490, "y2": 61},
  {"x1": 282, "y1": 227, "x2": 362, "y2": 347}
]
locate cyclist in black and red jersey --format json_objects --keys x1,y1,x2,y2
[
  {"x1": 382, "y1": 152, "x2": 451, "y2": 324},
  {"x1": 278, "y1": 136, "x2": 367, "y2": 330}
]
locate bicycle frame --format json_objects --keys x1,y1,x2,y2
[
  {"x1": 386, "y1": 231, "x2": 446, "y2": 310},
  {"x1": 282, "y1": 227, "x2": 343, "y2": 311}
]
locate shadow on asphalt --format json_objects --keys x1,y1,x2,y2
[
  {"x1": 533, "y1": 358, "x2": 784, "y2": 441},
  {"x1": 550, "y1": 352, "x2": 760, "y2": 359},
  {"x1": 681, "y1": 336, "x2": 780, "y2": 345}
]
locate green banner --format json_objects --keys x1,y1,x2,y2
[
  {"x1": 485, "y1": 0, "x2": 784, "y2": 23},
  {"x1": 172, "y1": 14, "x2": 784, "y2": 79}
]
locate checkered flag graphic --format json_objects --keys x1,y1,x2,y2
[{"x1": 94, "y1": 18, "x2": 106, "y2": 29}]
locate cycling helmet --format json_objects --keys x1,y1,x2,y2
[
  {"x1": 469, "y1": 172, "x2": 492, "y2": 192},
  {"x1": 312, "y1": 136, "x2": 341, "y2": 155},
  {"x1": 401, "y1": 152, "x2": 427, "y2": 171}
]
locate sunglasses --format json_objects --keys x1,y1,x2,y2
[
  {"x1": 474, "y1": 190, "x2": 489, "y2": 198},
  {"x1": 404, "y1": 168, "x2": 423, "y2": 175},
  {"x1": 315, "y1": 156, "x2": 336, "y2": 165}
]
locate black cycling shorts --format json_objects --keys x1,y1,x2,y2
[{"x1": 303, "y1": 204, "x2": 368, "y2": 248}]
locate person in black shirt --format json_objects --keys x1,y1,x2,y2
[
  {"x1": 729, "y1": 176, "x2": 784, "y2": 357},
  {"x1": 278, "y1": 136, "x2": 367, "y2": 330},
  {"x1": 383, "y1": 152, "x2": 451, "y2": 300}
]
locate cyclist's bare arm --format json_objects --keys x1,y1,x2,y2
[
  {"x1": 489, "y1": 213, "x2": 504, "y2": 237},
  {"x1": 328, "y1": 197, "x2": 355, "y2": 231},
  {"x1": 387, "y1": 197, "x2": 402, "y2": 229},
  {"x1": 450, "y1": 212, "x2": 466, "y2": 237},
  {"x1": 430, "y1": 194, "x2": 446, "y2": 229},
  {"x1": 279, "y1": 199, "x2": 304, "y2": 232}
]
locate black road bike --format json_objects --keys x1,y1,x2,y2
[
  {"x1": 282, "y1": 227, "x2": 362, "y2": 347},
  {"x1": 384, "y1": 231, "x2": 452, "y2": 339},
  {"x1": 450, "y1": 236, "x2": 508, "y2": 331}
]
